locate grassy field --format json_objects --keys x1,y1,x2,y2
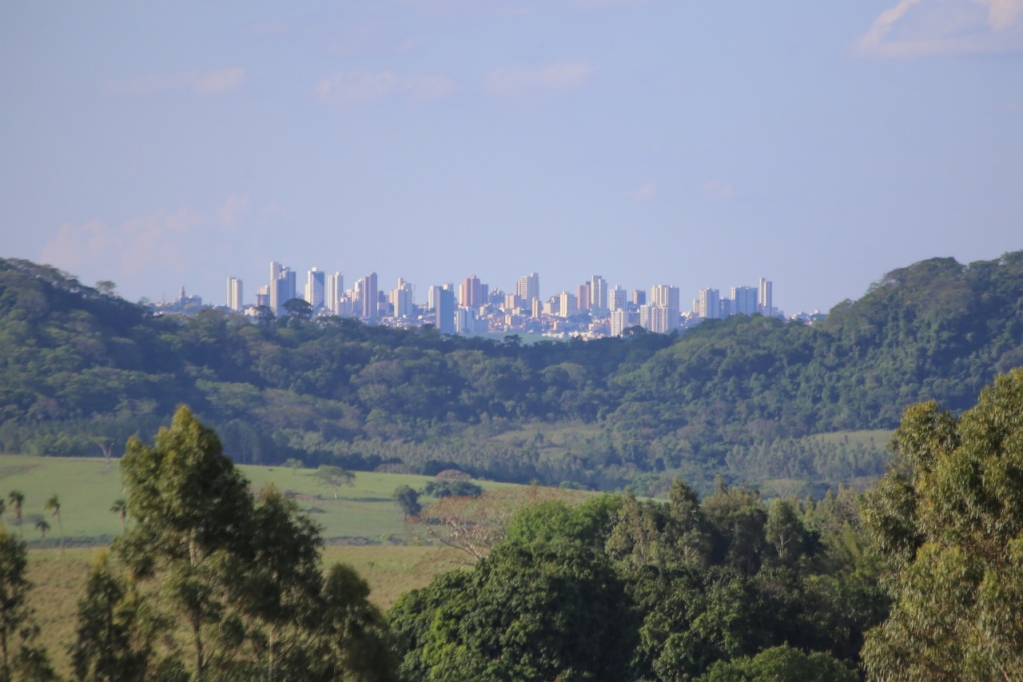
[{"x1": 0, "y1": 454, "x2": 516, "y2": 544}]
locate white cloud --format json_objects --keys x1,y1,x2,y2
[
  {"x1": 855, "y1": 0, "x2": 1023, "y2": 58},
  {"x1": 698, "y1": 180, "x2": 735, "y2": 199},
  {"x1": 483, "y1": 61, "x2": 595, "y2": 98},
  {"x1": 102, "y1": 67, "x2": 247, "y2": 96},
  {"x1": 314, "y1": 70, "x2": 456, "y2": 107},
  {"x1": 217, "y1": 195, "x2": 250, "y2": 226},
  {"x1": 630, "y1": 184, "x2": 657, "y2": 201},
  {"x1": 40, "y1": 208, "x2": 202, "y2": 280}
]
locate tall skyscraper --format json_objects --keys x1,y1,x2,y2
[
  {"x1": 577, "y1": 281, "x2": 592, "y2": 311},
  {"x1": 356, "y1": 273, "x2": 378, "y2": 320},
  {"x1": 326, "y1": 272, "x2": 343, "y2": 314},
  {"x1": 390, "y1": 278, "x2": 415, "y2": 319},
  {"x1": 305, "y1": 268, "x2": 325, "y2": 310},
  {"x1": 269, "y1": 263, "x2": 296, "y2": 316},
  {"x1": 590, "y1": 275, "x2": 608, "y2": 312},
  {"x1": 559, "y1": 291, "x2": 577, "y2": 318},
  {"x1": 632, "y1": 290, "x2": 646, "y2": 306},
  {"x1": 516, "y1": 272, "x2": 540, "y2": 303},
  {"x1": 429, "y1": 285, "x2": 455, "y2": 334},
  {"x1": 696, "y1": 288, "x2": 720, "y2": 319},
  {"x1": 459, "y1": 275, "x2": 484, "y2": 308},
  {"x1": 758, "y1": 278, "x2": 773, "y2": 316},
  {"x1": 269, "y1": 261, "x2": 282, "y2": 315},
  {"x1": 610, "y1": 308, "x2": 628, "y2": 336},
  {"x1": 732, "y1": 285, "x2": 758, "y2": 316},
  {"x1": 226, "y1": 277, "x2": 243, "y2": 311},
  {"x1": 649, "y1": 284, "x2": 681, "y2": 331},
  {"x1": 610, "y1": 286, "x2": 627, "y2": 312},
  {"x1": 255, "y1": 285, "x2": 269, "y2": 308}
]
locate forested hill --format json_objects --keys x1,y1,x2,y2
[{"x1": 2, "y1": 252, "x2": 1022, "y2": 492}]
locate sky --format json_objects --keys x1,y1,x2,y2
[{"x1": 1, "y1": 0, "x2": 1021, "y2": 314}]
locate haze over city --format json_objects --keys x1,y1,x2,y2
[{"x1": 2, "y1": 1, "x2": 1021, "y2": 312}]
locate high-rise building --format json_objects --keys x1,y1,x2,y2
[
  {"x1": 255, "y1": 285, "x2": 269, "y2": 308},
  {"x1": 428, "y1": 285, "x2": 455, "y2": 334},
  {"x1": 648, "y1": 284, "x2": 681, "y2": 331},
  {"x1": 696, "y1": 288, "x2": 720, "y2": 319},
  {"x1": 590, "y1": 275, "x2": 608, "y2": 313},
  {"x1": 632, "y1": 290, "x2": 646, "y2": 306},
  {"x1": 459, "y1": 275, "x2": 485, "y2": 308},
  {"x1": 610, "y1": 286, "x2": 627, "y2": 312},
  {"x1": 719, "y1": 297, "x2": 733, "y2": 318},
  {"x1": 356, "y1": 273, "x2": 378, "y2": 320},
  {"x1": 610, "y1": 308, "x2": 628, "y2": 336},
  {"x1": 326, "y1": 272, "x2": 343, "y2": 315},
  {"x1": 226, "y1": 277, "x2": 243, "y2": 311},
  {"x1": 732, "y1": 285, "x2": 757, "y2": 316},
  {"x1": 516, "y1": 272, "x2": 540, "y2": 303},
  {"x1": 305, "y1": 268, "x2": 325, "y2": 310},
  {"x1": 390, "y1": 278, "x2": 415, "y2": 319},
  {"x1": 531, "y1": 297, "x2": 541, "y2": 319},
  {"x1": 758, "y1": 278, "x2": 774, "y2": 316},
  {"x1": 269, "y1": 264, "x2": 296, "y2": 316},
  {"x1": 559, "y1": 292, "x2": 577, "y2": 318},
  {"x1": 269, "y1": 261, "x2": 282, "y2": 315},
  {"x1": 577, "y1": 281, "x2": 592, "y2": 311}
]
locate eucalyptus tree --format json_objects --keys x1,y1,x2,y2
[{"x1": 863, "y1": 368, "x2": 1023, "y2": 680}]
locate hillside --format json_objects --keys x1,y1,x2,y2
[{"x1": 1, "y1": 252, "x2": 1022, "y2": 492}]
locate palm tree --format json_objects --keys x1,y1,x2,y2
[
  {"x1": 0, "y1": 498, "x2": 5, "y2": 526},
  {"x1": 45, "y1": 494, "x2": 64, "y2": 564},
  {"x1": 35, "y1": 518, "x2": 50, "y2": 541},
  {"x1": 110, "y1": 498, "x2": 127, "y2": 533},
  {"x1": 7, "y1": 491, "x2": 24, "y2": 537}
]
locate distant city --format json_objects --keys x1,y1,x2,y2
[{"x1": 160, "y1": 263, "x2": 827, "y2": 338}]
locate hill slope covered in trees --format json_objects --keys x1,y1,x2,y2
[{"x1": 1, "y1": 252, "x2": 1022, "y2": 491}]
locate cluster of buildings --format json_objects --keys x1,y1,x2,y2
[{"x1": 216, "y1": 263, "x2": 790, "y2": 339}]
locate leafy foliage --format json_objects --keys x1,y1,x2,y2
[
  {"x1": 6, "y1": 253, "x2": 1022, "y2": 489},
  {"x1": 862, "y1": 367, "x2": 1023, "y2": 680}
]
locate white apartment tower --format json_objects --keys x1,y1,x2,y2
[
  {"x1": 610, "y1": 286, "x2": 627, "y2": 312},
  {"x1": 326, "y1": 272, "x2": 343, "y2": 315},
  {"x1": 356, "y1": 273, "x2": 378, "y2": 320},
  {"x1": 696, "y1": 288, "x2": 720, "y2": 319},
  {"x1": 305, "y1": 268, "x2": 325, "y2": 310},
  {"x1": 758, "y1": 278, "x2": 773, "y2": 316},
  {"x1": 590, "y1": 275, "x2": 608, "y2": 312},
  {"x1": 390, "y1": 278, "x2": 416, "y2": 319},
  {"x1": 650, "y1": 284, "x2": 680, "y2": 331},
  {"x1": 732, "y1": 286, "x2": 758, "y2": 316},
  {"x1": 516, "y1": 272, "x2": 540, "y2": 303},
  {"x1": 610, "y1": 308, "x2": 628, "y2": 336},
  {"x1": 226, "y1": 277, "x2": 243, "y2": 311}
]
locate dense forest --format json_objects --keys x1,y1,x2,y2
[
  {"x1": 7, "y1": 369, "x2": 1023, "y2": 680},
  {"x1": 1, "y1": 252, "x2": 1022, "y2": 491}
]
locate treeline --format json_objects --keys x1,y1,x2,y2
[
  {"x1": 1, "y1": 252, "x2": 1022, "y2": 490},
  {"x1": 9, "y1": 368, "x2": 1023, "y2": 680}
]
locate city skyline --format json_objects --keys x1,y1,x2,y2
[{"x1": 3, "y1": 3, "x2": 1020, "y2": 316}]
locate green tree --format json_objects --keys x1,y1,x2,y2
[
  {"x1": 0, "y1": 528, "x2": 55, "y2": 680},
  {"x1": 701, "y1": 645, "x2": 858, "y2": 681},
  {"x1": 6, "y1": 492, "x2": 23, "y2": 538},
  {"x1": 69, "y1": 550, "x2": 155, "y2": 682},
  {"x1": 34, "y1": 519, "x2": 49, "y2": 541},
  {"x1": 315, "y1": 465, "x2": 354, "y2": 500},
  {"x1": 117, "y1": 405, "x2": 254, "y2": 681},
  {"x1": 283, "y1": 458, "x2": 303, "y2": 474},
  {"x1": 110, "y1": 499, "x2": 127, "y2": 534},
  {"x1": 392, "y1": 486, "x2": 421, "y2": 520},
  {"x1": 862, "y1": 369, "x2": 1023, "y2": 680},
  {"x1": 44, "y1": 495, "x2": 64, "y2": 564}
]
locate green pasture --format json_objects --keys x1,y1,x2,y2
[{"x1": 0, "y1": 455, "x2": 516, "y2": 543}]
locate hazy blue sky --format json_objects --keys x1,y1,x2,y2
[{"x1": 2, "y1": 0, "x2": 1021, "y2": 314}]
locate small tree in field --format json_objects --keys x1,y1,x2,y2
[
  {"x1": 44, "y1": 495, "x2": 64, "y2": 564},
  {"x1": 7, "y1": 492, "x2": 23, "y2": 538},
  {"x1": 315, "y1": 466, "x2": 354, "y2": 500},
  {"x1": 34, "y1": 519, "x2": 49, "y2": 541},
  {"x1": 111, "y1": 499, "x2": 127, "y2": 534},
  {"x1": 392, "y1": 486, "x2": 421, "y2": 520}
]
